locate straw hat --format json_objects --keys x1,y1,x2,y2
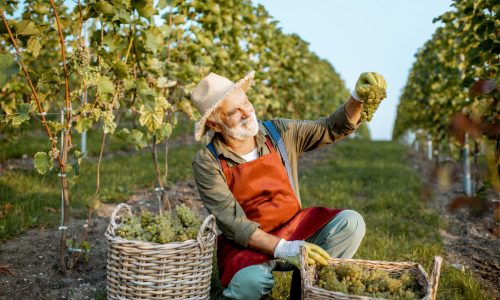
[{"x1": 191, "y1": 71, "x2": 255, "y2": 141}]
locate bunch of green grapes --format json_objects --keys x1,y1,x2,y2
[
  {"x1": 317, "y1": 265, "x2": 348, "y2": 293},
  {"x1": 175, "y1": 204, "x2": 202, "y2": 241},
  {"x1": 157, "y1": 215, "x2": 175, "y2": 244},
  {"x1": 74, "y1": 43, "x2": 90, "y2": 66},
  {"x1": 176, "y1": 204, "x2": 201, "y2": 228},
  {"x1": 115, "y1": 205, "x2": 202, "y2": 244},
  {"x1": 115, "y1": 216, "x2": 142, "y2": 240},
  {"x1": 358, "y1": 85, "x2": 387, "y2": 123},
  {"x1": 316, "y1": 264, "x2": 423, "y2": 299}
]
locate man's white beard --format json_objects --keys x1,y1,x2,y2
[{"x1": 222, "y1": 112, "x2": 259, "y2": 140}]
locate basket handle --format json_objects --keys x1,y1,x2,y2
[
  {"x1": 196, "y1": 214, "x2": 217, "y2": 252},
  {"x1": 109, "y1": 203, "x2": 133, "y2": 235},
  {"x1": 430, "y1": 256, "x2": 443, "y2": 300},
  {"x1": 300, "y1": 246, "x2": 309, "y2": 300}
]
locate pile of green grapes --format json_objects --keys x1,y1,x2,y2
[
  {"x1": 358, "y1": 85, "x2": 387, "y2": 123},
  {"x1": 317, "y1": 263, "x2": 423, "y2": 299},
  {"x1": 115, "y1": 204, "x2": 202, "y2": 243}
]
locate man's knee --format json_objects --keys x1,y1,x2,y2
[
  {"x1": 223, "y1": 264, "x2": 274, "y2": 300},
  {"x1": 335, "y1": 209, "x2": 366, "y2": 239}
]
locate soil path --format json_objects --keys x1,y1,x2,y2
[{"x1": 408, "y1": 150, "x2": 500, "y2": 299}]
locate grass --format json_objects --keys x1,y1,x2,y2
[
  {"x1": 266, "y1": 139, "x2": 489, "y2": 300},
  {"x1": 0, "y1": 143, "x2": 201, "y2": 241}
]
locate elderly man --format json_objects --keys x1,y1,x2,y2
[{"x1": 191, "y1": 71, "x2": 386, "y2": 299}]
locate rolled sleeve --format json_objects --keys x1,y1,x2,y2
[
  {"x1": 192, "y1": 155, "x2": 260, "y2": 247},
  {"x1": 331, "y1": 103, "x2": 360, "y2": 135},
  {"x1": 274, "y1": 102, "x2": 359, "y2": 155}
]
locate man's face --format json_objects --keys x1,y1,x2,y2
[{"x1": 210, "y1": 87, "x2": 259, "y2": 140}]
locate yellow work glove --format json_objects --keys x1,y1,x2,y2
[
  {"x1": 273, "y1": 239, "x2": 331, "y2": 268},
  {"x1": 352, "y1": 72, "x2": 387, "y2": 122}
]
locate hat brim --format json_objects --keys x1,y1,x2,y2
[{"x1": 194, "y1": 71, "x2": 255, "y2": 141}]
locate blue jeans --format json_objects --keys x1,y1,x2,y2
[{"x1": 222, "y1": 210, "x2": 366, "y2": 300}]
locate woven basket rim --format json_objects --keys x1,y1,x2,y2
[
  {"x1": 105, "y1": 230, "x2": 214, "y2": 247},
  {"x1": 105, "y1": 203, "x2": 218, "y2": 250},
  {"x1": 300, "y1": 248, "x2": 442, "y2": 300}
]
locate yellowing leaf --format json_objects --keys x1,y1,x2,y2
[
  {"x1": 14, "y1": 20, "x2": 39, "y2": 36},
  {"x1": 27, "y1": 37, "x2": 42, "y2": 58},
  {"x1": 155, "y1": 96, "x2": 171, "y2": 110},
  {"x1": 139, "y1": 103, "x2": 164, "y2": 132}
]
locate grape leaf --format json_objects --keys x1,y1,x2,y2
[
  {"x1": 96, "y1": 75, "x2": 114, "y2": 96},
  {"x1": 0, "y1": 54, "x2": 19, "y2": 88},
  {"x1": 14, "y1": 20, "x2": 39, "y2": 36},
  {"x1": 34, "y1": 152, "x2": 53, "y2": 175},
  {"x1": 11, "y1": 103, "x2": 31, "y2": 127},
  {"x1": 143, "y1": 27, "x2": 163, "y2": 54},
  {"x1": 139, "y1": 103, "x2": 163, "y2": 132},
  {"x1": 27, "y1": 37, "x2": 42, "y2": 58},
  {"x1": 116, "y1": 128, "x2": 147, "y2": 149},
  {"x1": 95, "y1": 1, "x2": 115, "y2": 16}
]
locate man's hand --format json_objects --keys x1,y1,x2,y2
[
  {"x1": 273, "y1": 239, "x2": 331, "y2": 268},
  {"x1": 352, "y1": 72, "x2": 387, "y2": 122},
  {"x1": 352, "y1": 72, "x2": 387, "y2": 103}
]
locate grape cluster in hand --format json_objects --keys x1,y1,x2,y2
[
  {"x1": 317, "y1": 263, "x2": 423, "y2": 299},
  {"x1": 358, "y1": 86, "x2": 387, "y2": 123},
  {"x1": 115, "y1": 204, "x2": 202, "y2": 243}
]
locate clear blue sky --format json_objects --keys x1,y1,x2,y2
[{"x1": 254, "y1": 0, "x2": 453, "y2": 140}]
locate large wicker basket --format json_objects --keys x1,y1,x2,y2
[
  {"x1": 301, "y1": 248, "x2": 442, "y2": 300},
  {"x1": 105, "y1": 203, "x2": 217, "y2": 300}
]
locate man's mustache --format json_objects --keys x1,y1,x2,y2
[{"x1": 239, "y1": 113, "x2": 256, "y2": 126}]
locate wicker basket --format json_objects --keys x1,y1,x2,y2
[
  {"x1": 301, "y1": 248, "x2": 442, "y2": 300},
  {"x1": 105, "y1": 203, "x2": 217, "y2": 300}
]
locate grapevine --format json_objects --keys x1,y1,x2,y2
[
  {"x1": 317, "y1": 263, "x2": 423, "y2": 299},
  {"x1": 115, "y1": 204, "x2": 202, "y2": 243},
  {"x1": 0, "y1": 0, "x2": 350, "y2": 272}
]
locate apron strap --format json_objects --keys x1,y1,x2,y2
[
  {"x1": 262, "y1": 120, "x2": 295, "y2": 191},
  {"x1": 206, "y1": 142, "x2": 219, "y2": 162}
]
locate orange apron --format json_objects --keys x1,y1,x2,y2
[{"x1": 217, "y1": 137, "x2": 341, "y2": 287}]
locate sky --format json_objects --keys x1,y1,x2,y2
[{"x1": 254, "y1": 0, "x2": 453, "y2": 140}]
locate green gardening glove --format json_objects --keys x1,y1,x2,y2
[
  {"x1": 352, "y1": 72, "x2": 387, "y2": 122},
  {"x1": 273, "y1": 239, "x2": 331, "y2": 268}
]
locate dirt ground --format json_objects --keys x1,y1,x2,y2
[
  {"x1": 409, "y1": 150, "x2": 500, "y2": 299},
  {"x1": 0, "y1": 180, "x2": 209, "y2": 300},
  {"x1": 1, "y1": 144, "x2": 499, "y2": 299}
]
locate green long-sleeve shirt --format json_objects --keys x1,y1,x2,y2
[{"x1": 191, "y1": 103, "x2": 359, "y2": 247}]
